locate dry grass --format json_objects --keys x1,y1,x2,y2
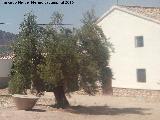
[{"x1": 0, "y1": 92, "x2": 160, "y2": 120}]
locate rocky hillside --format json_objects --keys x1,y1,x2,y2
[
  {"x1": 0, "y1": 30, "x2": 17, "y2": 55},
  {"x1": 0, "y1": 30, "x2": 16, "y2": 45}
]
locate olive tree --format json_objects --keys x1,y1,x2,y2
[
  {"x1": 40, "y1": 10, "x2": 113, "y2": 108},
  {"x1": 9, "y1": 11, "x2": 113, "y2": 109}
]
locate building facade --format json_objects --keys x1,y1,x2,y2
[
  {"x1": 0, "y1": 58, "x2": 12, "y2": 88},
  {"x1": 97, "y1": 5, "x2": 160, "y2": 97}
]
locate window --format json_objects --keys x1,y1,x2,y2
[
  {"x1": 135, "y1": 36, "x2": 144, "y2": 47},
  {"x1": 137, "y1": 69, "x2": 146, "y2": 83}
]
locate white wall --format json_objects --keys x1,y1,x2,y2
[
  {"x1": 98, "y1": 9, "x2": 160, "y2": 90},
  {"x1": 0, "y1": 59, "x2": 12, "y2": 77}
]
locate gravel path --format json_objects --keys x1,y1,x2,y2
[{"x1": 0, "y1": 93, "x2": 160, "y2": 120}]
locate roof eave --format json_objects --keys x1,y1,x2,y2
[
  {"x1": 96, "y1": 5, "x2": 160, "y2": 25},
  {"x1": 96, "y1": 5, "x2": 118, "y2": 24}
]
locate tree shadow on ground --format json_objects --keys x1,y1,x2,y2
[
  {"x1": 65, "y1": 105, "x2": 151, "y2": 115},
  {"x1": 26, "y1": 109, "x2": 46, "y2": 112}
]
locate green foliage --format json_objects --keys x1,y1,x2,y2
[
  {"x1": 77, "y1": 9, "x2": 113, "y2": 94},
  {"x1": 9, "y1": 10, "x2": 113, "y2": 96},
  {"x1": 40, "y1": 13, "x2": 79, "y2": 92},
  {"x1": 9, "y1": 72, "x2": 29, "y2": 94},
  {"x1": 9, "y1": 13, "x2": 44, "y2": 94},
  {"x1": 40, "y1": 10, "x2": 113, "y2": 95}
]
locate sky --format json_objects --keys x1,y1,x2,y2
[{"x1": 0, "y1": 0, "x2": 160, "y2": 34}]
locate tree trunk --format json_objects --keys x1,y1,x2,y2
[
  {"x1": 53, "y1": 86, "x2": 69, "y2": 108},
  {"x1": 102, "y1": 76, "x2": 113, "y2": 95}
]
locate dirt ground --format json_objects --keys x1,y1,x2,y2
[{"x1": 0, "y1": 93, "x2": 160, "y2": 120}]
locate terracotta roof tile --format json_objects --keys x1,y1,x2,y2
[{"x1": 119, "y1": 5, "x2": 160, "y2": 21}]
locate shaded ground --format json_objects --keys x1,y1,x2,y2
[
  {"x1": 66, "y1": 105, "x2": 150, "y2": 115},
  {"x1": 0, "y1": 93, "x2": 160, "y2": 120}
]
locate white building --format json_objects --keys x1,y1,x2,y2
[
  {"x1": 0, "y1": 56, "x2": 12, "y2": 88},
  {"x1": 97, "y1": 5, "x2": 160, "y2": 94}
]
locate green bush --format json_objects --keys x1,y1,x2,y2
[{"x1": 8, "y1": 73, "x2": 30, "y2": 94}]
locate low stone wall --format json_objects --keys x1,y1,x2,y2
[{"x1": 113, "y1": 87, "x2": 160, "y2": 98}]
